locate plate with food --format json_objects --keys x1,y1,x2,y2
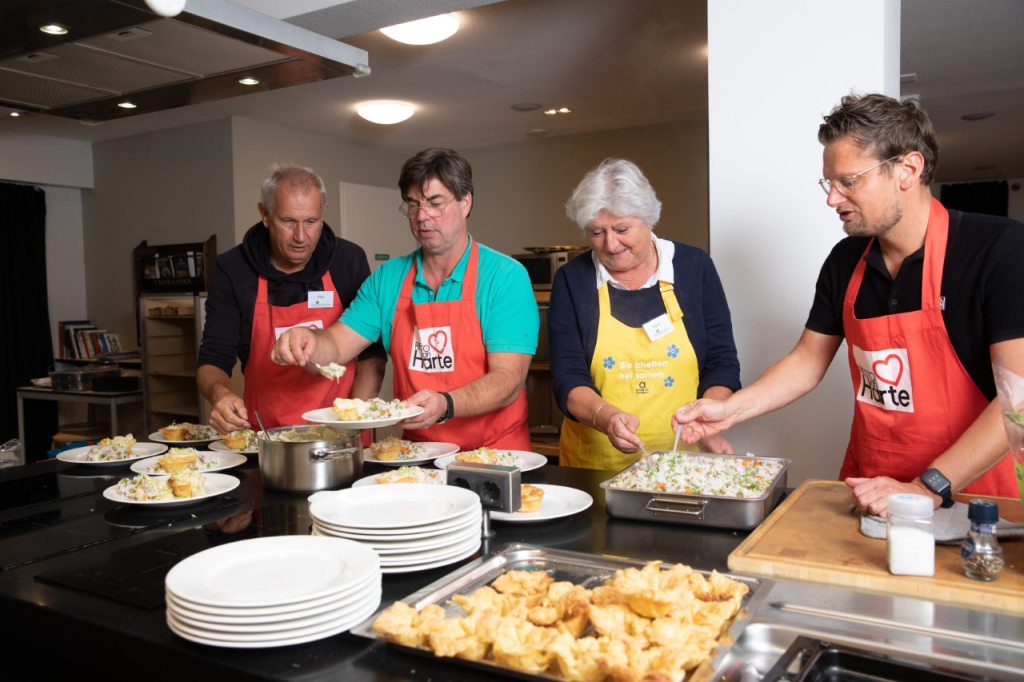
[
  {"x1": 302, "y1": 398, "x2": 424, "y2": 429},
  {"x1": 103, "y1": 472, "x2": 239, "y2": 506},
  {"x1": 351, "y1": 466, "x2": 447, "y2": 488},
  {"x1": 149, "y1": 422, "x2": 222, "y2": 447},
  {"x1": 363, "y1": 438, "x2": 459, "y2": 465},
  {"x1": 56, "y1": 436, "x2": 167, "y2": 466},
  {"x1": 208, "y1": 429, "x2": 259, "y2": 454},
  {"x1": 489, "y1": 484, "x2": 594, "y2": 522},
  {"x1": 130, "y1": 448, "x2": 246, "y2": 476},
  {"x1": 433, "y1": 448, "x2": 547, "y2": 472}
]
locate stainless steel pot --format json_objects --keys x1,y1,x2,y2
[{"x1": 258, "y1": 424, "x2": 363, "y2": 492}]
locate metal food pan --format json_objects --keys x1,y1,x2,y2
[
  {"x1": 600, "y1": 452, "x2": 791, "y2": 530},
  {"x1": 350, "y1": 543, "x2": 773, "y2": 682}
]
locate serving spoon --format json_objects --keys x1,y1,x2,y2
[{"x1": 254, "y1": 410, "x2": 274, "y2": 442}]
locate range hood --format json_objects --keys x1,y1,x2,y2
[{"x1": 0, "y1": 0, "x2": 369, "y2": 121}]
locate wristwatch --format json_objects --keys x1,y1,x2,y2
[
  {"x1": 920, "y1": 468, "x2": 955, "y2": 508},
  {"x1": 436, "y1": 392, "x2": 454, "y2": 424}
]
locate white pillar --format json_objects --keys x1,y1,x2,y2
[{"x1": 707, "y1": 1, "x2": 900, "y2": 483}]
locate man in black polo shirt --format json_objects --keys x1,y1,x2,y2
[
  {"x1": 197, "y1": 164, "x2": 386, "y2": 433},
  {"x1": 672, "y1": 94, "x2": 1024, "y2": 515}
]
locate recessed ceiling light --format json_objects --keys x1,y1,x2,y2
[
  {"x1": 39, "y1": 24, "x2": 68, "y2": 35},
  {"x1": 511, "y1": 103, "x2": 542, "y2": 112},
  {"x1": 380, "y1": 14, "x2": 458, "y2": 45},
  {"x1": 118, "y1": 101, "x2": 137, "y2": 109},
  {"x1": 10, "y1": 112, "x2": 22, "y2": 117},
  {"x1": 558, "y1": 107, "x2": 571, "y2": 114},
  {"x1": 961, "y1": 112, "x2": 994, "y2": 121},
  {"x1": 238, "y1": 77, "x2": 260, "y2": 86},
  {"x1": 544, "y1": 109, "x2": 557, "y2": 115},
  {"x1": 544, "y1": 107, "x2": 572, "y2": 115},
  {"x1": 357, "y1": 101, "x2": 414, "y2": 124}
]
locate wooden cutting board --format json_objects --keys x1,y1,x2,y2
[{"x1": 728, "y1": 479, "x2": 1024, "y2": 613}]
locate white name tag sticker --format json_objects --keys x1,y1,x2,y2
[
  {"x1": 308, "y1": 291, "x2": 334, "y2": 309},
  {"x1": 642, "y1": 314, "x2": 674, "y2": 342},
  {"x1": 274, "y1": 320, "x2": 324, "y2": 340}
]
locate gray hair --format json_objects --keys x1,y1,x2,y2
[
  {"x1": 260, "y1": 163, "x2": 327, "y2": 214},
  {"x1": 565, "y1": 158, "x2": 662, "y2": 232}
]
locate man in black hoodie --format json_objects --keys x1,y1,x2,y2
[{"x1": 197, "y1": 164, "x2": 386, "y2": 433}]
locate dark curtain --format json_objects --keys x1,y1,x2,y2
[
  {"x1": 0, "y1": 182, "x2": 57, "y2": 462},
  {"x1": 940, "y1": 181, "x2": 1009, "y2": 217}
]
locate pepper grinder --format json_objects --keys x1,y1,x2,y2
[{"x1": 960, "y1": 499, "x2": 1004, "y2": 581}]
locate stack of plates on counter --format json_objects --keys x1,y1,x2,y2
[
  {"x1": 309, "y1": 485, "x2": 482, "y2": 574},
  {"x1": 164, "y1": 535, "x2": 381, "y2": 648}
]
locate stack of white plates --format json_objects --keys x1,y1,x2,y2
[
  {"x1": 309, "y1": 485, "x2": 482, "y2": 574},
  {"x1": 164, "y1": 535, "x2": 381, "y2": 648}
]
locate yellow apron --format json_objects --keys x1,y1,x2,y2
[{"x1": 560, "y1": 281, "x2": 699, "y2": 470}]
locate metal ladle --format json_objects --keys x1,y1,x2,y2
[{"x1": 254, "y1": 410, "x2": 273, "y2": 442}]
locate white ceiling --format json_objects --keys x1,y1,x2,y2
[{"x1": 1, "y1": 0, "x2": 1021, "y2": 183}]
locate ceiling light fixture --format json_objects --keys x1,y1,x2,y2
[
  {"x1": 39, "y1": 24, "x2": 69, "y2": 35},
  {"x1": 10, "y1": 112, "x2": 21, "y2": 117},
  {"x1": 117, "y1": 101, "x2": 137, "y2": 109},
  {"x1": 380, "y1": 14, "x2": 459, "y2": 45},
  {"x1": 544, "y1": 109, "x2": 557, "y2": 115},
  {"x1": 238, "y1": 77, "x2": 260, "y2": 86},
  {"x1": 545, "y1": 107, "x2": 572, "y2": 115},
  {"x1": 558, "y1": 107, "x2": 571, "y2": 114},
  {"x1": 357, "y1": 101, "x2": 414, "y2": 125},
  {"x1": 961, "y1": 112, "x2": 994, "y2": 121}
]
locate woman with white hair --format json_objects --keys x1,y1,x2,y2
[{"x1": 549, "y1": 158, "x2": 740, "y2": 470}]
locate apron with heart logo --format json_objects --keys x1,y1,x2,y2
[
  {"x1": 839, "y1": 198, "x2": 1015, "y2": 496},
  {"x1": 389, "y1": 241, "x2": 531, "y2": 450}
]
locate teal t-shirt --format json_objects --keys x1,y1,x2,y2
[{"x1": 341, "y1": 236, "x2": 539, "y2": 355}]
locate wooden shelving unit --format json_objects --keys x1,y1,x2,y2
[{"x1": 139, "y1": 295, "x2": 203, "y2": 433}]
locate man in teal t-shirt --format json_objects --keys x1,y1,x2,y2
[{"x1": 272, "y1": 148, "x2": 538, "y2": 450}]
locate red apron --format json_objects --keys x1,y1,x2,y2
[
  {"x1": 389, "y1": 242, "x2": 531, "y2": 450},
  {"x1": 839, "y1": 198, "x2": 1016, "y2": 496},
  {"x1": 244, "y1": 272, "x2": 356, "y2": 428}
]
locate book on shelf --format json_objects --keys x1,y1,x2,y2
[{"x1": 58, "y1": 320, "x2": 123, "y2": 359}]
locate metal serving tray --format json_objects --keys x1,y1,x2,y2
[
  {"x1": 351, "y1": 543, "x2": 773, "y2": 682},
  {"x1": 600, "y1": 452, "x2": 791, "y2": 530}
]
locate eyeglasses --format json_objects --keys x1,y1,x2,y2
[
  {"x1": 398, "y1": 196, "x2": 458, "y2": 218},
  {"x1": 818, "y1": 155, "x2": 903, "y2": 196}
]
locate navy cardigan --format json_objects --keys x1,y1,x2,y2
[{"x1": 548, "y1": 241, "x2": 741, "y2": 421}]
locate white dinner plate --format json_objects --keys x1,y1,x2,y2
[
  {"x1": 166, "y1": 579, "x2": 377, "y2": 623},
  {"x1": 489, "y1": 484, "x2": 594, "y2": 523},
  {"x1": 350, "y1": 525, "x2": 479, "y2": 555},
  {"x1": 301, "y1": 405, "x2": 425, "y2": 429},
  {"x1": 149, "y1": 431, "x2": 222, "y2": 447},
  {"x1": 166, "y1": 594, "x2": 380, "y2": 648},
  {"x1": 379, "y1": 538, "x2": 482, "y2": 575},
  {"x1": 56, "y1": 441, "x2": 168, "y2": 466},
  {"x1": 362, "y1": 441, "x2": 459, "y2": 466},
  {"x1": 309, "y1": 484, "x2": 481, "y2": 530},
  {"x1": 350, "y1": 469, "x2": 447, "y2": 488},
  {"x1": 377, "y1": 534, "x2": 482, "y2": 567},
  {"x1": 209, "y1": 440, "x2": 258, "y2": 455},
  {"x1": 168, "y1": 588, "x2": 382, "y2": 634},
  {"x1": 312, "y1": 509, "x2": 481, "y2": 539},
  {"x1": 103, "y1": 472, "x2": 240, "y2": 506},
  {"x1": 165, "y1": 535, "x2": 380, "y2": 608},
  {"x1": 433, "y1": 450, "x2": 548, "y2": 472},
  {"x1": 130, "y1": 451, "x2": 246, "y2": 475}
]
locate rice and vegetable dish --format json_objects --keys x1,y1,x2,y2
[{"x1": 608, "y1": 452, "x2": 784, "y2": 498}]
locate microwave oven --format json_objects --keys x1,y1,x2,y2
[{"x1": 513, "y1": 251, "x2": 575, "y2": 290}]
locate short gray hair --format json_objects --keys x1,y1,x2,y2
[
  {"x1": 260, "y1": 163, "x2": 327, "y2": 214},
  {"x1": 565, "y1": 158, "x2": 662, "y2": 232}
]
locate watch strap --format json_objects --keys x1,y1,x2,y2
[{"x1": 436, "y1": 391, "x2": 454, "y2": 424}]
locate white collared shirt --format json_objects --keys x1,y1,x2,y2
[{"x1": 593, "y1": 236, "x2": 675, "y2": 290}]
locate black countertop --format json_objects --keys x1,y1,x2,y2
[{"x1": 0, "y1": 457, "x2": 754, "y2": 681}]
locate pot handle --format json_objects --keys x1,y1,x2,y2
[
  {"x1": 309, "y1": 446, "x2": 360, "y2": 463},
  {"x1": 645, "y1": 497, "x2": 706, "y2": 518}
]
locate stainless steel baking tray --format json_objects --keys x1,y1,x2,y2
[
  {"x1": 350, "y1": 543, "x2": 773, "y2": 682},
  {"x1": 600, "y1": 452, "x2": 791, "y2": 530}
]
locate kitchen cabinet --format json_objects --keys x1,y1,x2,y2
[{"x1": 138, "y1": 294, "x2": 206, "y2": 434}]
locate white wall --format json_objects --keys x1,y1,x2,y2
[
  {"x1": 44, "y1": 186, "x2": 89, "y2": 357},
  {"x1": 0, "y1": 131, "x2": 93, "y2": 190},
  {"x1": 707, "y1": 1, "x2": 899, "y2": 485}
]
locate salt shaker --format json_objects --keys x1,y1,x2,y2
[
  {"x1": 960, "y1": 499, "x2": 1004, "y2": 581},
  {"x1": 887, "y1": 493, "x2": 935, "y2": 576}
]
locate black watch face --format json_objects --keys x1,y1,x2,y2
[{"x1": 922, "y1": 468, "x2": 950, "y2": 495}]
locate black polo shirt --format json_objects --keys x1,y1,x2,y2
[{"x1": 805, "y1": 208, "x2": 1024, "y2": 400}]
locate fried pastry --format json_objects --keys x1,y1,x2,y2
[{"x1": 518, "y1": 483, "x2": 545, "y2": 512}]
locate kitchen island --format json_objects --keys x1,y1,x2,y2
[{"x1": 1, "y1": 456, "x2": 1021, "y2": 681}]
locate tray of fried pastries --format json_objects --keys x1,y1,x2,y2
[{"x1": 350, "y1": 544, "x2": 772, "y2": 682}]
